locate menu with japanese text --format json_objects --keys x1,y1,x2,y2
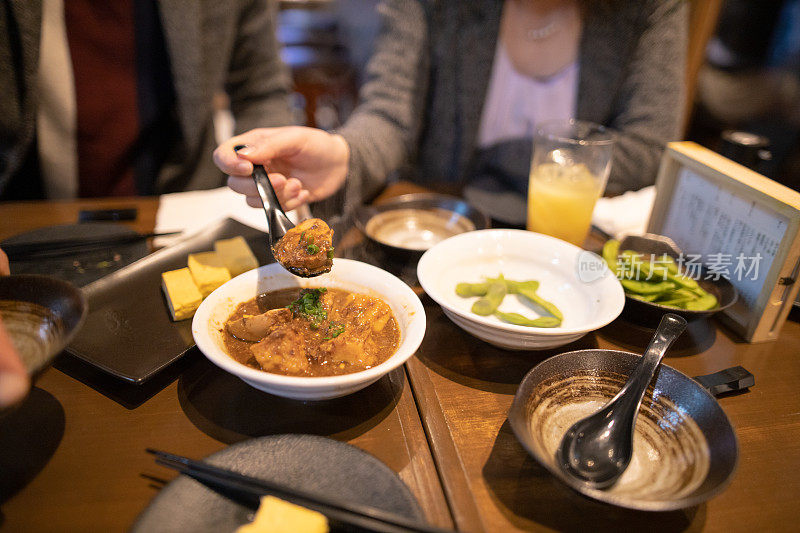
[{"x1": 661, "y1": 167, "x2": 789, "y2": 321}]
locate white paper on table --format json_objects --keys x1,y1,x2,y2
[
  {"x1": 153, "y1": 186, "x2": 306, "y2": 247},
  {"x1": 592, "y1": 185, "x2": 656, "y2": 239}
]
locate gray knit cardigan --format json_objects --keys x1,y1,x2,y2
[{"x1": 326, "y1": 0, "x2": 687, "y2": 217}]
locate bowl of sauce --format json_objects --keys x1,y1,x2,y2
[{"x1": 355, "y1": 194, "x2": 490, "y2": 256}]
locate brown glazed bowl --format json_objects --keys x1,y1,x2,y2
[
  {"x1": 0, "y1": 275, "x2": 87, "y2": 376},
  {"x1": 508, "y1": 349, "x2": 738, "y2": 511}
]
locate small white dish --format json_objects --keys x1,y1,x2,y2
[
  {"x1": 192, "y1": 259, "x2": 426, "y2": 400},
  {"x1": 417, "y1": 230, "x2": 624, "y2": 350}
]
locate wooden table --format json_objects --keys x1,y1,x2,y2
[
  {"x1": 2, "y1": 186, "x2": 799, "y2": 532},
  {"x1": 0, "y1": 194, "x2": 451, "y2": 532}
]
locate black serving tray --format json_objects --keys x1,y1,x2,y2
[{"x1": 66, "y1": 218, "x2": 272, "y2": 383}]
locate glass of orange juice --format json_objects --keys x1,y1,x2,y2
[{"x1": 527, "y1": 119, "x2": 614, "y2": 246}]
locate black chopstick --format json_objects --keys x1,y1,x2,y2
[
  {"x1": 147, "y1": 449, "x2": 450, "y2": 533},
  {"x1": 3, "y1": 232, "x2": 181, "y2": 260}
]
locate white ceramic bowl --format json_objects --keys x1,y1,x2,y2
[
  {"x1": 417, "y1": 229, "x2": 624, "y2": 350},
  {"x1": 192, "y1": 259, "x2": 426, "y2": 400}
]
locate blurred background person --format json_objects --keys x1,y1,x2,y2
[
  {"x1": 215, "y1": 0, "x2": 688, "y2": 225},
  {"x1": 0, "y1": 0, "x2": 293, "y2": 201},
  {"x1": 690, "y1": 0, "x2": 800, "y2": 189}
]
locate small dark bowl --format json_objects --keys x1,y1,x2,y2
[
  {"x1": 0, "y1": 275, "x2": 87, "y2": 376},
  {"x1": 354, "y1": 193, "x2": 491, "y2": 257},
  {"x1": 508, "y1": 348, "x2": 738, "y2": 511},
  {"x1": 622, "y1": 276, "x2": 738, "y2": 325},
  {"x1": 616, "y1": 234, "x2": 738, "y2": 325}
]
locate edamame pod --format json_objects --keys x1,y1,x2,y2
[
  {"x1": 471, "y1": 281, "x2": 507, "y2": 316},
  {"x1": 655, "y1": 288, "x2": 696, "y2": 306},
  {"x1": 455, "y1": 282, "x2": 489, "y2": 297},
  {"x1": 629, "y1": 293, "x2": 659, "y2": 302},
  {"x1": 619, "y1": 279, "x2": 677, "y2": 295},
  {"x1": 494, "y1": 311, "x2": 561, "y2": 328},
  {"x1": 517, "y1": 286, "x2": 564, "y2": 320},
  {"x1": 668, "y1": 272, "x2": 699, "y2": 290},
  {"x1": 683, "y1": 292, "x2": 718, "y2": 311},
  {"x1": 602, "y1": 239, "x2": 621, "y2": 275},
  {"x1": 499, "y1": 279, "x2": 540, "y2": 294}
]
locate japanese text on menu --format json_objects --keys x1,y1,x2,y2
[{"x1": 661, "y1": 167, "x2": 788, "y2": 312}]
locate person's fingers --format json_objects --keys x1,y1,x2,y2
[
  {"x1": 213, "y1": 144, "x2": 255, "y2": 176},
  {"x1": 0, "y1": 248, "x2": 9, "y2": 276},
  {"x1": 232, "y1": 171, "x2": 298, "y2": 212},
  {"x1": 268, "y1": 172, "x2": 289, "y2": 192},
  {"x1": 283, "y1": 177, "x2": 303, "y2": 197},
  {"x1": 242, "y1": 189, "x2": 310, "y2": 221},
  {"x1": 227, "y1": 171, "x2": 290, "y2": 195},
  {"x1": 0, "y1": 318, "x2": 30, "y2": 408},
  {"x1": 214, "y1": 129, "x2": 276, "y2": 174},
  {"x1": 283, "y1": 189, "x2": 311, "y2": 212},
  {"x1": 233, "y1": 127, "x2": 306, "y2": 164},
  {"x1": 227, "y1": 176, "x2": 258, "y2": 196}
]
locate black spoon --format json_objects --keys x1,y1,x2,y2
[
  {"x1": 234, "y1": 145, "x2": 327, "y2": 278},
  {"x1": 556, "y1": 313, "x2": 688, "y2": 489}
]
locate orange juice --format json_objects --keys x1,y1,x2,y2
[{"x1": 527, "y1": 162, "x2": 603, "y2": 246}]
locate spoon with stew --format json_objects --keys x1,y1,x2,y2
[{"x1": 238, "y1": 147, "x2": 334, "y2": 277}]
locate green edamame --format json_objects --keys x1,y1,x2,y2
[
  {"x1": 629, "y1": 293, "x2": 659, "y2": 302},
  {"x1": 471, "y1": 281, "x2": 507, "y2": 316},
  {"x1": 516, "y1": 286, "x2": 563, "y2": 320},
  {"x1": 619, "y1": 279, "x2": 676, "y2": 295},
  {"x1": 602, "y1": 239, "x2": 621, "y2": 277},
  {"x1": 603, "y1": 239, "x2": 719, "y2": 311},
  {"x1": 499, "y1": 279, "x2": 540, "y2": 294},
  {"x1": 494, "y1": 311, "x2": 561, "y2": 328},
  {"x1": 456, "y1": 275, "x2": 563, "y2": 327},
  {"x1": 455, "y1": 282, "x2": 489, "y2": 297},
  {"x1": 682, "y1": 292, "x2": 718, "y2": 311}
]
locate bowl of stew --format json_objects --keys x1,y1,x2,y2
[{"x1": 192, "y1": 259, "x2": 426, "y2": 400}]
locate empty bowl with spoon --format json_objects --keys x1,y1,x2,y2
[
  {"x1": 508, "y1": 314, "x2": 739, "y2": 511},
  {"x1": 556, "y1": 314, "x2": 687, "y2": 489}
]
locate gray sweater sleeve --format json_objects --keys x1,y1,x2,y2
[
  {"x1": 604, "y1": 0, "x2": 688, "y2": 194},
  {"x1": 333, "y1": 0, "x2": 429, "y2": 211}
]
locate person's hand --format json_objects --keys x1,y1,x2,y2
[
  {"x1": 0, "y1": 317, "x2": 29, "y2": 408},
  {"x1": 0, "y1": 247, "x2": 9, "y2": 276},
  {"x1": 213, "y1": 126, "x2": 350, "y2": 212},
  {"x1": 0, "y1": 247, "x2": 28, "y2": 408}
]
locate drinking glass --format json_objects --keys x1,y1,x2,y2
[{"x1": 527, "y1": 119, "x2": 614, "y2": 246}]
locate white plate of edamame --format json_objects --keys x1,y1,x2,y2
[{"x1": 417, "y1": 229, "x2": 625, "y2": 350}]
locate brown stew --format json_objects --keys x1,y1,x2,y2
[
  {"x1": 222, "y1": 287, "x2": 400, "y2": 377},
  {"x1": 272, "y1": 218, "x2": 334, "y2": 277}
]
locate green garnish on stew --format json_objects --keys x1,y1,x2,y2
[
  {"x1": 287, "y1": 288, "x2": 328, "y2": 328},
  {"x1": 306, "y1": 243, "x2": 320, "y2": 254},
  {"x1": 326, "y1": 247, "x2": 335, "y2": 259},
  {"x1": 324, "y1": 323, "x2": 345, "y2": 340}
]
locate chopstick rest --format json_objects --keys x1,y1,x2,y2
[{"x1": 693, "y1": 366, "x2": 755, "y2": 396}]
